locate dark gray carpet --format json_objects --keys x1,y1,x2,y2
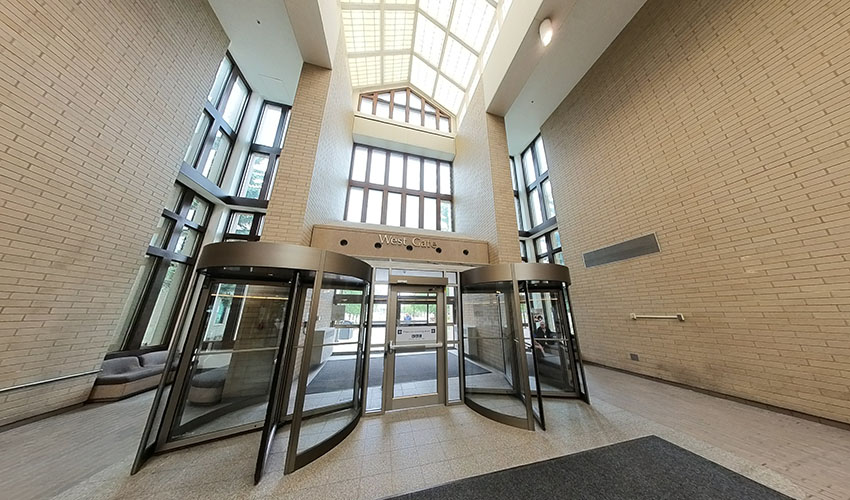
[
  {"x1": 305, "y1": 353, "x2": 489, "y2": 394},
  {"x1": 388, "y1": 436, "x2": 792, "y2": 500}
]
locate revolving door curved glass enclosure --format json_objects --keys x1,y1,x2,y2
[
  {"x1": 132, "y1": 242, "x2": 372, "y2": 482},
  {"x1": 459, "y1": 262, "x2": 588, "y2": 430}
]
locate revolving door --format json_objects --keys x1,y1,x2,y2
[
  {"x1": 132, "y1": 242, "x2": 372, "y2": 482},
  {"x1": 459, "y1": 263, "x2": 588, "y2": 430}
]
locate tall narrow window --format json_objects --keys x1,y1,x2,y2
[
  {"x1": 182, "y1": 55, "x2": 252, "y2": 186},
  {"x1": 344, "y1": 145, "x2": 453, "y2": 231},
  {"x1": 120, "y1": 184, "x2": 211, "y2": 350},
  {"x1": 237, "y1": 101, "x2": 290, "y2": 200},
  {"x1": 513, "y1": 135, "x2": 562, "y2": 265}
]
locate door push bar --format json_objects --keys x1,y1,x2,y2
[
  {"x1": 630, "y1": 313, "x2": 685, "y2": 321},
  {"x1": 388, "y1": 341, "x2": 444, "y2": 351}
]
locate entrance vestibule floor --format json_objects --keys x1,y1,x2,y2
[{"x1": 4, "y1": 366, "x2": 848, "y2": 500}]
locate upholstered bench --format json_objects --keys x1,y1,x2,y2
[
  {"x1": 187, "y1": 367, "x2": 228, "y2": 405},
  {"x1": 88, "y1": 356, "x2": 164, "y2": 402}
]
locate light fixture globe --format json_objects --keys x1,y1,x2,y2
[{"x1": 539, "y1": 18, "x2": 553, "y2": 46}]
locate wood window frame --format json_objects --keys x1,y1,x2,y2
[{"x1": 358, "y1": 87, "x2": 452, "y2": 133}]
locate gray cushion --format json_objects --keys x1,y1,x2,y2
[
  {"x1": 95, "y1": 366, "x2": 162, "y2": 385},
  {"x1": 191, "y1": 367, "x2": 228, "y2": 388},
  {"x1": 139, "y1": 351, "x2": 168, "y2": 367},
  {"x1": 100, "y1": 356, "x2": 141, "y2": 375}
]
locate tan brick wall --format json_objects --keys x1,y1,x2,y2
[
  {"x1": 262, "y1": 62, "x2": 333, "y2": 244},
  {"x1": 454, "y1": 84, "x2": 521, "y2": 263},
  {"x1": 541, "y1": 0, "x2": 850, "y2": 423},
  {"x1": 300, "y1": 35, "x2": 354, "y2": 245},
  {"x1": 0, "y1": 0, "x2": 227, "y2": 426}
]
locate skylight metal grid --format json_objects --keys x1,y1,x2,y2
[{"x1": 341, "y1": 0, "x2": 504, "y2": 118}]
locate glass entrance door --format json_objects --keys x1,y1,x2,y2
[{"x1": 384, "y1": 285, "x2": 447, "y2": 410}]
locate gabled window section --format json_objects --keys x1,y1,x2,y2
[
  {"x1": 358, "y1": 88, "x2": 451, "y2": 132},
  {"x1": 237, "y1": 101, "x2": 290, "y2": 201},
  {"x1": 345, "y1": 144, "x2": 453, "y2": 231},
  {"x1": 183, "y1": 54, "x2": 251, "y2": 186}
]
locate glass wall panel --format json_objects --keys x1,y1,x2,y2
[
  {"x1": 369, "y1": 150, "x2": 386, "y2": 184},
  {"x1": 238, "y1": 153, "x2": 270, "y2": 199},
  {"x1": 254, "y1": 105, "x2": 282, "y2": 146},
  {"x1": 423, "y1": 197, "x2": 437, "y2": 230},
  {"x1": 346, "y1": 187, "x2": 364, "y2": 221},
  {"x1": 184, "y1": 113, "x2": 211, "y2": 165},
  {"x1": 405, "y1": 194, "x2": 419, "y2": 228},
  {"x1": 170, "y1": 282, "x2": 291, "y2": 440},
  {"x1": 386, "y1": 192, "x2": 402, "y2": 226},
  {"x1": 140, "y1": 262, "x2": 187, "y2": 347},
  {"x1": 352, "y1": 147, "x2": 368, "y2": 182},
  {"x1": 222, "y1": 77, "x2": 249, "y2": 128},
  {"x1": 366, "y1": 189, "x2": 383, "y2": 224},
  {"x1": 200, "y1": 130, "x2": 231, "y2": 183}
]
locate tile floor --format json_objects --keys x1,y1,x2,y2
[{"x1": 2, "y1": 366, "x2": 849, "y2": 500}]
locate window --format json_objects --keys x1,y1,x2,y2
[
  {"x1": 182, "y1": 54, "x2": 251, "y2": 185},
  {"x1": 513, "y1": 135, "x2": 563, "y2": 265},
  {"x1": 237, "y1": 101, "x2": 290, "y2": 200},
  {"x1": 532, "y1": 229, "x2": 563, "y2": 265},
  {"x1": 358, "y1": 88, "x2": 452, "y2": 132},
  {"x1": 345, "y1": 144, "x2": 453, "y2": 231},
  {"x1": 120, "y1": 184, "x2": 211, "y2": 350},
  {"x1": 223, "y1": 211, "x2": 264, "y2": 241}
]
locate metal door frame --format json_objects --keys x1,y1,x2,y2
[{"x1": 383, "y1": 283, "x2": 447, "y2": 410}]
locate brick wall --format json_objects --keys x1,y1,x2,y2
[
  {"x1": 0, "y1": 0, "x2": 227, "y2": 425},
  {"x1": 454, "y1": 84, "x2": 521, "y2": 263},
  {"x1": 541, "y1": 0, "x2": 850, "y2": 423}
]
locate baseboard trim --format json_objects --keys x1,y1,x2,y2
[
  {"x1": 585, "y1": 361, "x2": 850, "y2": 432},
  {"x1": 0, "y1": 402, "x2": 86, "y2": 433}
]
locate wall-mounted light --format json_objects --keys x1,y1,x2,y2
[{"x1": 539, "y1": 18, "x2": 553, "y2": 46}]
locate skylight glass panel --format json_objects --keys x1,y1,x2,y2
[
  {"x1": 434, "y1": 75, "x2": 464, "y2": 113},
  {"x1": 481, "y1": 20, "x2": 499, "y2": 66},
  {"x1": 414, "y1": 14, "x2": 445, "y2": 66},
  {"x1": 342, "y1": 9, "x2": 381, "y2": 53},
  {"x1": 441, "y1": 36, "x2": 476, "y2": 89},
  {"x1": 383, "y1": 54, "x2": 410, "y2": 83},
  {"x1": 410, "y1": 56, "x2": 437, "y2": 95},
  {"x1": 449, "y1": 0, "x2": 495, "y2": 52},
  {"x1": 349, "y1": 56, "x2": 382, "y2": 87},
  {"x1": 419, "y1": 0, "x2": 453, "y2": 27},
  {"x1": 383, "y1": 10, "x2": 414, "y2": 50}
]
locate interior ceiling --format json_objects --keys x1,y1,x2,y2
[
  {"x1": 340, "y1": 0, "x2": 508, "y2": 116},
  {"x1": 207, "y1": 0, "x2": 303, "y2": 105},
  {"x1": 500, "y1": 0, "x2": 647, "y2": 154}
]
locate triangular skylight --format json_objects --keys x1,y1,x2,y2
[{"x1": 341, "y1": 0, "x2": 508, "y2": 118}]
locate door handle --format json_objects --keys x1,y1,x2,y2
[{"x1": 388, "y1": 341, "x2": 443, "y2": 351}]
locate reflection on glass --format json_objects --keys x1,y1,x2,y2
[
  {"x1": 228, "y1": 213, "x2": 254, "y2": 235},
  {"x1": 184, "y1": 113, "x2": 211, "y2": 165},
  {"x1": 172, "y1": 283, "x2": 290, "y2": 439},
  {"x1": 239, "y1": 153, "x2": 269, "y2": 199},
  {"x1": 448, "y1": 344, "x2": 460, "y2": 402},
  {"x1": 346, "y1": 187, "x2": 363, "y2": 221},
  {"x1": 187, "y1": 197, "x2": 209, "y2": 225},
  {"x1": 527, "y1": 290, "x2": 575, "y2": 394},
  {"x1": 222, "y1": 78, "x2": 249, "y2": 128},
  {"x1": 554, "y1": 252, "x2": 564, "y2": 265},
  {"x1": 141, "y1": 262, "x2": 187, "y2": 347},
  {"x1": 254, "y1": 105, "x2": 282, "y2": 147},
  {"x1": 440, "y1": 200, "x2": 452, "y2": 231},
  {"x1": 552, "y1": 230, "x2": 561, "y2": 249},
  {"x1": 462, "y1": 285, "x2": 529, "y2": 420},
  {"x1": 200, "y1": 130, "x2": 231, "y2": 183},
  {"x1": 175, "y1": 228, "x2": 198, "y2": 256}
]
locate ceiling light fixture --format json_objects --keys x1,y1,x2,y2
[{"x1": 539, "y1": 18, "x2": 553, "y2": 46}]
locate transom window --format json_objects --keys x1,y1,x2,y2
[
  {"x1": 223, "y1": 211, "x2": 265, "y2": 242},
  {"x1": 358, "y1": 87, "x2": 451, "y2": 132},
  {"x1": 345, "y1": 144, "x2": 453, "y2": 231}
]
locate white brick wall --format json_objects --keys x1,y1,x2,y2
[
  {"x1": 0, "y1": 0, "x2": 228, "y2": 426},
  {"x1": 541, "y1": 0, "x2": 850, "y2": 424}
]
